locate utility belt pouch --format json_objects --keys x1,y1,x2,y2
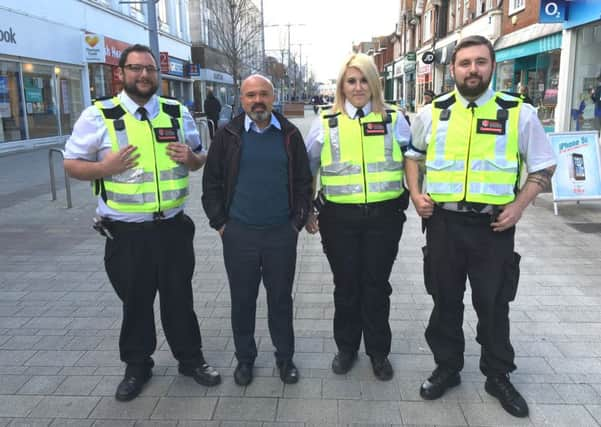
[{"x1": 92, "y1": 216, "x2": 114, "y2": 240}]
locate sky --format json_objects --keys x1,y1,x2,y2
[{"x1": 261, "y1": 0, "x2": 400, "y2": 82}]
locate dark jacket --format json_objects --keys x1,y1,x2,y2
[
  {"x1": 201, "y1": 111, "x2": 313, "y2": 231},
  {"x1": 203, "y1": 94, "x2": 222, "y2": 123}
]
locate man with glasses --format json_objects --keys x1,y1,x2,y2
[{"x1": 64, "y1": 44, "x2": 221, "y2": 402}]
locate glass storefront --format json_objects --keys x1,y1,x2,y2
[
  {"x1": 0, "y1": 58, "x2": 84, "y2": 143},
  {"x1": 495, "y1": 49, "x2": 561, "y2": 132},
  {"x1": 89, "y1": 63, "x2": 121, "y2": 99},
  {"x1": 569, "y1": 22, "x2": 601, "y2": 132},
  {"x1": 0, "y1": 61, "x2": 26, "y2": 142}
]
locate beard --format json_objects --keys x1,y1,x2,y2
[
  {"x1": 123, "y1": 79, "x2": 158, "y2": 102},
  {"x1": 247, "y1": 103, "x2": 271, "y2": 122},
  {"x1": 455, "y1": 73, "x2": 492, "y2": 98}
]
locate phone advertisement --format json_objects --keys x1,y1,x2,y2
[{"x1": 549, "y1": 131, "x2": 601, "y2": 201}]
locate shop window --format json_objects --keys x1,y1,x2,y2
[
  {"x1": 22, "y1": 63, "x2": 59, "y2": 140},
  {"x1": 0, "y1": 61, "x2": 26, "y2": 142},
  {"x1": 570, "y1": 23, "x2": 601, "y2": 132},
  {"x1": 57, "y1": 66, "x2": 84, "y2": 136}
]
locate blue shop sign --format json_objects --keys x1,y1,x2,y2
[
  {"x1": 564, "y1": 0, "x2": 601, "y2": 29},
  {"x1": 539, "y1": 0, "x2": 568, "y2": 23},
  {"x1": 168, "y1": 57, "x2": 185, "y2": 77}
]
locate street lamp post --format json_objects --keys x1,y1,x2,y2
[{"x1": 119, "y1": 0, "x2": 162, "y2": 94}]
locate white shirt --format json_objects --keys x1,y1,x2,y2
[
  {"x1": 64, "y1": 91, "x2": 202, "y2": 221},
  {"x1": 405, "y1": 88, "x2": 556, "y2": 174},
  {"x1": 305, "y1": 100, "x2": 412, "y2": 176}
]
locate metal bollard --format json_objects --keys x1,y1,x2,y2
[{"x1": 48, "y1": 148, "x2": 72, "y2": 208}]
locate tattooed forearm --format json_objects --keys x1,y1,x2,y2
[{"x1": 526, "y1": 168, "x2": 554, "y2": 190}]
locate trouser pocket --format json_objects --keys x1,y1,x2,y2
[
  {"x1": 422, "y1": 245, "x2": 437, "y2": 296},
  {"x1": 502, "y1": 252, "x2": 521, "y2": 302}
]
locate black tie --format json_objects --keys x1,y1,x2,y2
[
  {"x1": 467, "y1": 101, "x2": 477, "y2": 110},
  {"x1": 137, "y1": 107, "x2": 149, "y2": 121},
  {"x1": 355, "y1": 108, "x2": 364, "y2": 119}
]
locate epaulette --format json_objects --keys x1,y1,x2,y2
[
  {"x1": 433, "y1": 93, "x2": 456, "y2": 110},
  {"x1": 495, "y1": 95, "x2": 520, "y2": 110},
  {"x1": 159, "y1": 95, "x2": 179, "y2": 101},
  {"x1": 92, "y1": 95, "x2": 114, "y2": 102},
  {"x1": 322, "y1": 111, "x2": 341, "y2": 119}
]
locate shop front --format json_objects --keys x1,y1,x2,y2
[
  {"x1": 0, "y1": 10, "x2": 85, "y2": 148},
  {"x1": 494, "y1": 31, "x2": 562, "y2": 132},
  {"x1": 556, "y1": 1, "x2": 601, "y2": 133},
  {"x1": 159, "y1": 53, "x2": 193, "y2": 104},
  {"x1": 416, "y1": 62, "x2": 432, "y2": 109},
  {"x1": 403, "y1": 53, "x2": 416, "y2": 112},
  {"x1": 84, "y1": 33, "x2": 130, "y2": 99},
  {"x1": 189, "y1": 67, "x2": 234, "y2": 114},
  {"x1": 434, "y1": 40, "x2": 456, "y2": 96}
]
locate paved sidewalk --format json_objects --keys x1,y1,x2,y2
[{"x1": 1, "y1": 110, "x2": 601, "y2": 426}]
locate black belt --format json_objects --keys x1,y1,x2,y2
[
  {"x1": 325, "y1": 197, "x2": 402, "y2": 217},
  {"x1": 105, "y1": 211, "x2": 184, "y2": 232}
]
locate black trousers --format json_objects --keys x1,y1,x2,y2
[
  {"x1": 222, "y1": 219, "x2": 298, "y2": 364},
  {"x1": 423, "y1": 208, "x2": 520, "y2": 376},
  {"x1": 104, "y1": 213, "x2": 204, "y2": 377},
  {"x1": 318, "y1": 196, "x2": 406, "y2": 359}
]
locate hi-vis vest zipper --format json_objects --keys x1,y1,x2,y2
[
  {"x1": 93, "y1": 96, "x2": 189, "y2": 213},
  {"x1": 320, "y1": 109, "x2": 404, "y2": 204},
  {"x1": 426, "y1": 91, "x2": 522, "y2": 205}
]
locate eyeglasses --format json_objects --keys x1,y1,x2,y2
[{"x1": 123, "y1": 64, "x2": 158, "y2": 74}]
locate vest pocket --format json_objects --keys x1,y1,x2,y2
[
  {"x1": 425, "y1": 159, "x2": 457, "y2": 171},
  {"x1": 501, "y1": 251, "x2": 521, "y2": 302}
]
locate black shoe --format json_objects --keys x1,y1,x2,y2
[
  {"x1": 419, "y1": 366, "x2": 461, "y2": 400},
  {"x1": 370, "y1": 356, "x2": 394, "y2": 381},
  {"x1": 332, "y1": 352, "x2": 358, "y2": 375},
  {"x1": 277, "y1": 360, "x2": 299, "y2": 384},
  {"x1": 233, "y1": 362, "x2": 254, "y2": 386},
  {"x1": 115, "y1": 372, "x2": 152, "y2": 402},
  {"x1": 179, "y1": 363, "x2": 221, "y2": 386},
  {"x1": 485, "y1": 374, "x2": 529, "y2": 418}
]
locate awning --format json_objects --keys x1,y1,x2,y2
[{"x1": 494, "y1": 23, "x2": 563, "y2": 63}]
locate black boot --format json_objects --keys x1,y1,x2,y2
[
  {"x1": 485, "y1": 374, "x2": 529, "y2": 418},
  {"x1": 419, "y1": 366, "x2": 461, "y2": 400}
]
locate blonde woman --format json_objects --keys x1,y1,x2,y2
[{"x1": 304, "y1": 53, "x2": 411, "y2": 381}]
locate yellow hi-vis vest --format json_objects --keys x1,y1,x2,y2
[
  {"x1": 94, "y1": 96, "x2": 189, "y2": 213},
  {"x1": 320, "y1": 109, "x2": 405, "y2": 204},
  {"x1": 426, "y1": 91, "x2": 522, "y2": 205}
]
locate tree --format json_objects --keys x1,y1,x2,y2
[{"x1": 208, "y1": 0, "x2": 262, "y2": 109}]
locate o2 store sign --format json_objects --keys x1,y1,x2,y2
[{"x1": 539, "y1": 0, "x2": 568, "y2": 23}]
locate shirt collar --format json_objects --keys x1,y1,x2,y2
[
  {"x1": 244, "y1": 113, "x2": 281, "y2": 133},
  {"x1": 345, "y1": 100, "x2": 372, "y2": 118},
  {"x1": 454, "y1": 87, "x2": 495, "y2": 108},
  {"x1": 118, "y1": 91, "x2": 159, "y2": 119}
]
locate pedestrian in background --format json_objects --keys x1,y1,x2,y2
[
  {"x1": 204, "y1": 89, "x2": 222, "y2": 138},
  {"x1": 202, "y1": 74, "x2": 312, "y2": 386},
  {"x1": 590, "y1": 75, "x2": 601, "y2": 131},
  {"x1": 404, "y1": 35, "x2": 556, "y2": 418},
  {"x1": 423, "y1": 89, "x2": 436, "y2": 105},
  {"x1": 63, "y1": 44, "x2": 221, "y2": 401},
  {"x1": 305, "y1": 53, "x2": 411, "y2": 381}
]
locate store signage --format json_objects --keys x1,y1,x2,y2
[
  {"x1": 168, "y1": 56, "x2": 185, "y2": 77},
  {"x1": 0, "y1": 27, "x2": 16, "y2": 44},
  {"x1": 160, "y1": 52, "x2": 169, "y2": 73},
  {"x1": 539, "y1": 0, "x2": 568, "y2": 23},
  {"x1": 406, "y1": 52, "x2": 416, "y2": 61},
  {"x1": 104, "y1": 36, "x2": 130, "y2": 66},
  {"x1": 83, "y1": 33, "x2": 105, "y2": 63},
  {"x1": 421, "y1": 51, "x2": 435, "y2": 64},
  {"x1": 83, "y1": 33, "x2": 129, "y2": 65},
  {"x1": 188, "y1": 64, "x2": 201, "y2": 77}
]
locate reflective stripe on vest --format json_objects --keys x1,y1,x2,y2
[
  {"x1": 95, "y1": 96, "x2": 189, "y2": 213},
  {"x1": 320, "y1": 109, "x2": 404, "y2": 204},
  {"x1": 426, "y1": 91, "x2": 521, "y2": 205}
]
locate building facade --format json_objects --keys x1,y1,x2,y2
[{"x1": 0, "y1": 0, "x2": 193, "y2": 152}]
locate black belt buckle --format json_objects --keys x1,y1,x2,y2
[{"x1": 153, "y1": 211, "x2": 165, "y2": 223}]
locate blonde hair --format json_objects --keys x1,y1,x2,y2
[{"x1": 333, "y1": 53, "x2": 386, "y2": 116}]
